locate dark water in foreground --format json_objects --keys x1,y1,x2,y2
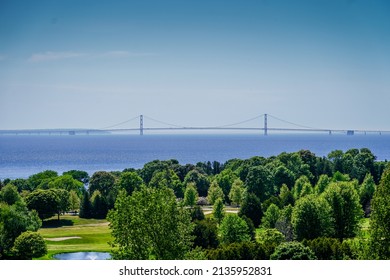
[{"x1": 1, "y1": 134, "x2": 389, "y2": 179}]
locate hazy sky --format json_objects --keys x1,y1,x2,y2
[{"x1": 0, "y1": 0, "x2": 389, "y2": 130}]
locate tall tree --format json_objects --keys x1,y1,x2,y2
[
  {"x1": 88, "y1": 171, "x2": 116, "y2": 197},
  {"x1": 261, "y1": 203, "x2": 280, "y2": 229},
  {"x1": 79, "y1": 191, "x2": 92, "y2": 219},
  {"x1": 207, "y1": 180, "x2": 224, "y2": 205},
  {"x1": 369, "y1": 167, "x2": 390, "y2": 259},
  {"x1": 0, "y1": 201, "x2": 41, "y2": 257},
  {"x1": 0, "y1": 184, "x2": 21, "y2": 205},
  {"x1": 359, "y1": 173, "x2": 376, "y2": 217},
  {"x1": 108, "y1": 187, "x2": 193, "y2": 260},
  {"x1": 218, "y1": 215, "x2": 251, "y2": 245},
  {"x1": 229, "y1": 178, "x2": 245, "y2": 206},
  {"x1": 25, "y1": 189, "x2": 59, "y2": 220},
  {"x1": 48, "y1": 175, "x2": 84, "y2": 197},
  {"x1": 183, "y1": 170, "x2": 210, "y2": 197},
  {"x1": 292, "y1": 195, "x2": 334, "y2": 241},
  {"x1": 238, "y1": 192, "x2": 263, "y2": 227},
  {"x1": 245, "y1": 166, "x2": 274, "y2": 202},
  {"x1": 212, "y1": 198, "x2": 225, "y2": 224},
  {"x1": 183, "y1": 182, "x2": 198, "y2": 208},
  {"x1": 322, "y1": 182, "x2": 363, "y2": 240},
  {"x1": 117, "y1": 171, "x2": 144, "y2": 196}
]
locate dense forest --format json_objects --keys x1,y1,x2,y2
[{"x1": 1, "y1": 148, "x2": 390, "y2": 260}]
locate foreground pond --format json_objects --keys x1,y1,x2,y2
[{"x1": 54, "y1": 252, "x2": 111, "y2": 260}]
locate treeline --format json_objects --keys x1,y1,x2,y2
[{"x1": 1, "y1": 148, "x2": 389, "y2": 259}]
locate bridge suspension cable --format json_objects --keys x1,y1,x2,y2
[
  {"x1": 99, "y1": 115, "x2": 140, "y2": 129},
  {"x1": 267, "y1": 114, "x2": 316, "y2": 129},
  {"x1": 218, "y1": 114, "x2": 264, "y2": 128},
  {"x1": 143, "y1": 115, "x2": 186, "y2": 128}
]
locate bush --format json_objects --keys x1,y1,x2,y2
[
  {"x1": 302, "y1": 237, "x2": 342, "y2": 260},
  {"x1": 12, "y1": 231, "x2": 47, "y2": 259},
  {"x1": 270, "y1": 242, "x2": 317, "y2": 260},
  {"x1": 193, "y1": 219, "x2": 219, "y2": 249},
  {"x1": 206, "y1": 242, "x2": 267, "y2": 260}
]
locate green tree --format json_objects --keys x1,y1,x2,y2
[
  {"x1": 90, "y1": 190, "x2": 108, "y2": 219},
  {"x1": 48, "y1": 175, "x2": 84, "y2": 197},
  {"x1": 292, "y1": 195, "x2": 334, "y2": 241},
  {"x1": 0, "y1": 184, "x2": 21, "y2": 205},
  {"x1": 215, "y1": 169, "x2": 238, "y2": 203},
  {"x1": 292, "y1": 175, "x2": 312, "y2": 199},
  {"x1": 206, "y1": 241, "x2": 267, "y2": 260},
  {"x1": 79, "y1": 191, "x2": 92, "y2": 219},
  {"x1": 245, "y1": 166, "x2": 274, "y2": 202},
  {"x1": 278, "y1": 184, "x2": 294, "y2": 207},
  {"x1": 8, "y1": 178, "x2": 32, "y2": 192},
  {"x1": 238, "y1": 192, "x2": 263, "y2": 227},
  {"x1": 89, "y1": 171, "x2": 116, "y2": 197},
  {"x1": 212, "y1": 198, "x2": 225, "y2": 224},
  {"x1": 183, "y1": 182, "x2": 198, "y2": 207},
  {"x1": 207, "y1": 180, "x2": 224, "y2": 205},
  {"x1": 303, "y1": 237, "x2": 343, "y2": 260},
  {"x1": 69, "y1": 190, "x2": 80, "y2": 213},
  {"x1": 117, "y1": 171, "x2": 143, "y2": 196},
  {"x1": 25, "y1": 189, "x2": 59, "y2": 220},
  {"x1": 274, "y1": 165, "x2": 295, "y2": 189},
  {"x1": 369, "y1": 167, "x2": 390, "y2": 259},
  {"x1": 228, "y1": 178, "x2": 245, "y2": 206},
  {"x1": 54, "y1": 188, "x2": 71, "y2": 220},
  {"x1": 270, "y1": 242, "x2": 317, "y2": 260},
  {"x1": 63, "y1": 170, "x2": 90, "y2": 184},
  {"x1": 314, "y1": 174, "x2": 331, "y2": 194},
  {"x1": 28, "y1": 170, "x2": 58, "y2": 190},
  {"x1": 275, "y1": 204, "x2": 294, "y2": 241},
  {"x1": 183, "y1": 169, "x2": 210, "y2": 197},
  {"x1": 193, "y1": 219, "x2": 219, "y2": 249},
  {"x1": 256, "y1": 228, "x2": 285, "y2": 257},
  {"x1": 12, "y1": 231, "x2": 47, "y2": 259},
  {"x1": 322, "y1": 182, "x2": 363, "y2": 240},
  {"x1": 0, "y1": 201, "x2": 41, "y2": 257},
  {"x1": 359, "y1": 173, "x2": 376, "y2": 217},
  {"x1": 218, "y1": 215, "x2": 251, "y2": 245},
  {"x1": 261, "y1": 203, "x2": 280, "y2": 229},
  {"x1": 149, "y1": 169, "x2": 183, "y2": 198},
  {"x1": 108, "y1": 187, "x2": 193, "y2": 260}
]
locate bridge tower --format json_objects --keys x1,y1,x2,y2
[
  {"x1": 264, "y1": 113, "x2": 268, "y2": 136},
  {"x1": 140, "y1": 115, "x2": 144, "y2": 136}
]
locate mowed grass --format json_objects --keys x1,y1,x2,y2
[{"x1": 37, "y1": 215, "x2": 112, "y2": 260}]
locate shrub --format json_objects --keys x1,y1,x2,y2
[
  {"x1": 270, "y1": 242, "x2": 317, "y2": 260},
  {"x1": 12, "y1": 231, "x2": 47, "y2": 259},
  {"x1": 206, "y1": 242, "x2": 267, "y2": 260}
]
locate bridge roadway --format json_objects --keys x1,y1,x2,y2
[{"x1": 0, "y1": 127, "x2": 389, "y2": 135}]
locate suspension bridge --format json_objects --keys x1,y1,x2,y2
[{"x1": 0, "y1": 114, "x2": 388, "y2": 136}]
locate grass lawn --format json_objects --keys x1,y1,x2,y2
[{"x1": 37, "y1": 215, "x2": 112, "y2": 260}]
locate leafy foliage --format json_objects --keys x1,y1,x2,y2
[
  {"x1": 218, "y1": 215, "x2": 251, "y2": 245},
  {"x1": 292, "y1": 195, "x2": 334, "y2": 241},
  {"x1": 12, "y1": 231, "x2": 47, "y2": 259},
  {"x1": 270, "y1": 241, "x2": 317, "y2": 260},
  {"x1": 369, "y1": 166, "x2": 390, "y2": 259},
  {"x1": 238, "y1": 192, "x2": 263, "y2": 227},
  {"x1": 108, "y1": 187, "x2": 193, "y2": 260}
]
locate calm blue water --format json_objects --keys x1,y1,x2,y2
[
  {"x1": 54, "y1": 252, "x2": 110, "y2": 260},
  {"x1": 0, "y1": 134, "x2": 389, "y2": 179}
]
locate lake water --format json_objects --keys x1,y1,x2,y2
[
  {"x1": 1, "y1": 134, "x2": 389, "y2": 179},
  {"x1": 54, "y1": 252, "x2": 111, "y2": 260}
]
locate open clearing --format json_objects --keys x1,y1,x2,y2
[{"x1": 37, "y1": 215, "x2": 112, "y2": 260}]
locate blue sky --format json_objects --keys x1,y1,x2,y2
[{"x1": 0, "y1": 0, "x2": 389, "y2": 130}]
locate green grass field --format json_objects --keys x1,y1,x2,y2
[{"x1": 37, "y1": 215, "x2": 112, "y2": 260}]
